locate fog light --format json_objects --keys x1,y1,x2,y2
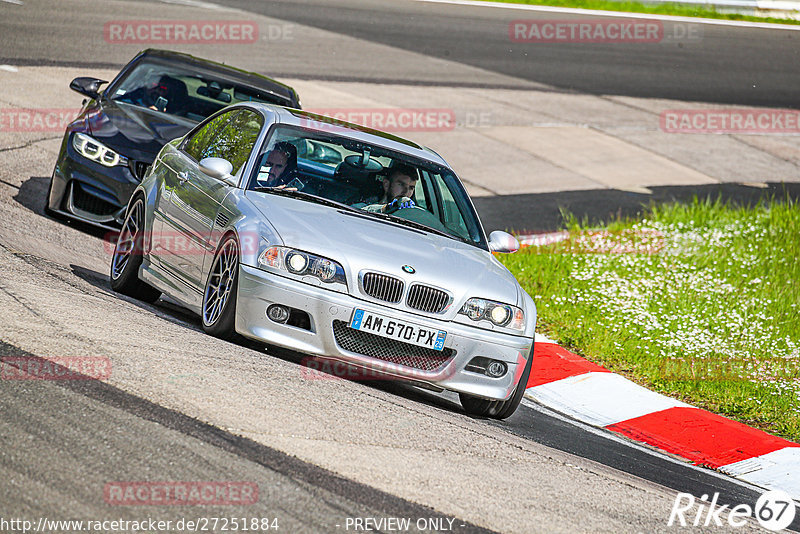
[
  {"x1": 486, "y1": 361, "x2": 507, "y2": 378},
  {"x1": 267, "y1": 304, "x2": 290, "y2": 323}
]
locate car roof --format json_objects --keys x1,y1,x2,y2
[
  {"x1": 136, "y1": 48, "x2": 300, "y2": 108},
  {"x1": 246, "y1": 104, "x2": 451, "y2": 168}
]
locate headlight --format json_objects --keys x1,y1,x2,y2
[
  {"x1": 72, "y1": 132, "x2": 127, "y2": 167},
  {"x1": 258, "y1": 246, "x2": 346, "y2": 286},
  {"x1": 459, "y1": 298, "x2": 525, "y2": 332}
]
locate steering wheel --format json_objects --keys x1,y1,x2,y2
[
  {"x1": 387, "y1": 200, "x2": 450, "y2": 234},
  {"x1": 383, "y1": 197, "x2": 423, "y2": 214}
]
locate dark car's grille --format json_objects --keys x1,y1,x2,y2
[
  {"x1": 407, "y1": 284, "x2": 450, "y2": 314},
  {"x1": 71, "y1": 183, "x2": 118, "y2": 216},
  {"x1": 361, "y1": 272, "x2": 404, "y2": 303},
  {"x1": 332, "y1": 320, "x2": 454, "y2": 372},
  {"x1": 129, "y1": 160, "x2": 151, "y2": 181}
]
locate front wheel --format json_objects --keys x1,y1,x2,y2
[
  {"x1": 110, "y1": 196, "x2": 161, "y2": 303},
  {"x1": 201, "y1": 236, "x2": 240, "y2": 340},
  {"x1": 459, "y1": 346, "x2": 533, "y2": 420}
]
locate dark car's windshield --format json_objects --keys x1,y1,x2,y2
[
  {"x1": 247, "y1": 125, "x2": 487, "y2": 249},
  {"x1": 109, "y1": 59, "x2": 289, "y2": 122}
]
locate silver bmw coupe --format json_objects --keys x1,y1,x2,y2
[{"x1": 110, "y1": 103, "x2": 536, "y2": 419}]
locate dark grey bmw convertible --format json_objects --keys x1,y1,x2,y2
[{"x1": 46, "y1": 48, "x2": 301, "y2": 229}]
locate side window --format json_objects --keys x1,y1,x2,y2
[
  {"x1": 212, "y1": 110, "x2": 264, "y2": 175},
  {"x1": 183, "y1": 110, "x2": 238, "y2": 162}
]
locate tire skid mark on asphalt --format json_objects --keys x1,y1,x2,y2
[
  {"x1": 0, "y1": 283, "x2": 42, "y2": 318},
  {"x1": 0, "y1": 245, "x2": 110, "y2": 352},
  {"x1": 0, "y1": 243, "x2": 117, "y2": 305},
  {"x1": 0, "y1": 135, "x2": 62, "y2": 155},
  {"x1": 0, "y1": 239, "x2": 207, "y2": 334},
  {"x1": 0, "y1": 177, "x2": 21, "y2": 190}
]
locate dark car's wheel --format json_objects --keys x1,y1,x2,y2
[
  {"x1": 459, "y1": 345, "x2": 533, "y2": 420},
  {"x1": 202, "y1": 236, "x2": 240, "y2": 340},
  {"x1": 110, "y1": 195, "x2": 161, "y2": 303}
]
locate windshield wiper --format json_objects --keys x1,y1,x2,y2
[{"x1": 251, "y1": 187, "x2": 362, "y2": 212}]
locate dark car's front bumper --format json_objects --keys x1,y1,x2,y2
[{"x1": 48, "y1": 131, "x2": 150, "y2": 230}]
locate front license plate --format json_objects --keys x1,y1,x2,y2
[{"x1": 349, "y1": 309, "x2": 447, "y2": 351}]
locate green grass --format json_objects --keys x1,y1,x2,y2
[
  {"x1": 501, "y1": 197, "x2": 800, "y2": 441},
  {"x1": 481, "y1": 0, "x2": 800, "y2": 25}
]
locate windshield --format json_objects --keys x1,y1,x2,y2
[
  {"x1": 247, "y1": 125, "x2": 487, "y2": 249},
  {"x1": 108, "y1": 59, "x2": 288, "y2": 122}
]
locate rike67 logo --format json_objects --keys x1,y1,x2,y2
[{"x1": 668, "y1": 490, "x2": 796, "y2": 531}]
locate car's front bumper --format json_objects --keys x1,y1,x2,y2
[{"x1": 236, "y1": 264, "x2": 533, "y2": 401}]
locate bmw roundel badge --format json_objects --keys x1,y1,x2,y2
[{"x1": 402, "y1": 265, "x2": 416, "y2": 274}]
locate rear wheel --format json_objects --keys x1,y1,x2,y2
[
  {"x1": 459, "y1": 345, "x2": 534, "y2": 420},
  {"x1": 109, "y1": 196, "x2": 161, "y2": 303},
  {"x1": 201, "y1": 236, "x2": 240, "y2": 340}
]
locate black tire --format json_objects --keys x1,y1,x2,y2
[
  {"x1": 460, "y1": 343, "x2": 534, "y2": 420},
  {"x1": 109, "y1": 195, "x2": 161, "y2": 303},
  {"x1": 201, "y1": 236, "x2": 240, "y2": 340}
]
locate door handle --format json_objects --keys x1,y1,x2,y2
[{"x1": 177, "y1": 171, "x2": 189, "y2": 184}]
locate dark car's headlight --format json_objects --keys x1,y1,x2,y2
[
  {"x1": 258, "y1": 246, "x2": 347, "y2": 290},
  {"x1": 72, "y1": 132, "x2": 127, "y2": 167},
  {"x1": 459, "y1": 298, "x2": 525, "y2": 333}
]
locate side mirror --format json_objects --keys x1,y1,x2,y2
[
  {"x1": 199, "y1": 157, "x2": 236, "y2": 185},
  {"x1": 69, "y1": 77, "x2": 108, "y2": 99},
  {"x1": 488, "y1": 230, "x2": 520, "y2": 253}
]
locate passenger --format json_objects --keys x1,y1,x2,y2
[{"x1": 355, "y1": 163, "x2": 418, "y2": 213}]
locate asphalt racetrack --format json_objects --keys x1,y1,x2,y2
[{"x1": 0, "y1": 0, "x2": 798, "y2": 532}]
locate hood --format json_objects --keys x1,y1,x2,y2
[
  {"x1": 245, "y1": 192, "x2": 521, "y2": 314},
  {"x1": 85, "y1": 99, "x2": 195, "y2": 162}
]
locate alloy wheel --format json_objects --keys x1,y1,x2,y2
[
  {"x1": 111, "y1": 199, "x2": 143, "y2": 280},
  {"x1": 203, "y1": 238, "x2": 239, "y2": 327}
]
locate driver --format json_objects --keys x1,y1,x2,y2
[
  {"x1": 356, "y1": 163, "x2": 418, "y2": 213},
  {"x1": 121, "y1": 76, "x2": 173, "y2": 112},
  {"x1": 256, "y1": 142, "x2": 299, "y2": 188}
]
